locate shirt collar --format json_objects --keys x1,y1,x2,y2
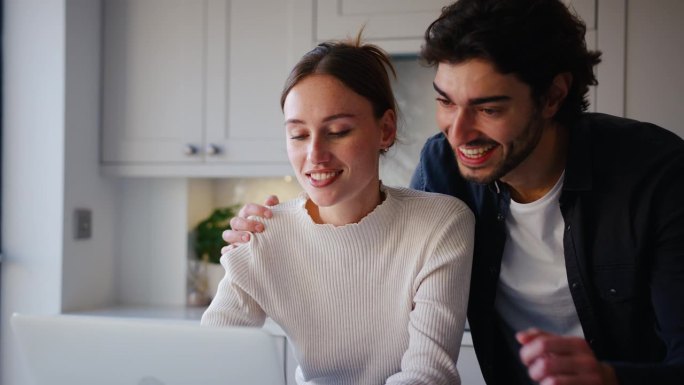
[{"x1": 562, "y1": 116, "x2": 593, "y2": 192}]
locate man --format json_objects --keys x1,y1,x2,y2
[{"x1": 223, "y1": 0, "x2": 684, "y2": 384}]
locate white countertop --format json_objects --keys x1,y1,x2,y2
[
  {"x1": 69, "y1": 304, "x2": 288, "y2": 336},
  {"x1": 69, "y1": 304, "x2": 473, "y2": 345}
]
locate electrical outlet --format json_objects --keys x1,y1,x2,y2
[{"x1": 75, "y1": 208, "x2": 92, "y2": 240}]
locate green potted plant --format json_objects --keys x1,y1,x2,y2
[
  {"x1": 193, "y1": 205, "x2": 239, "y2": 264},
  {"x1": 189, "y1": 205, "x2": 240, "y2": 303}
]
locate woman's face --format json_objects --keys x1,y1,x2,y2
[{"x1": 283, "y1": 74, "x2": 395, "y2": 223}]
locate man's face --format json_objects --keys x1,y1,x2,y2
[{"x1": 434, "y1": 59, "x2": 545, "y2": 184}]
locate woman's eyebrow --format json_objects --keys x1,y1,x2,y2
[
  {"x1": 285, "y1": 113, "x2": 356, "y2": 126},
  {"x1": 322, "y1": 113, "x2": 356, "y2": 123}
]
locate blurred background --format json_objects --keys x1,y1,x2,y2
[{"x1": 2, "y1": 1, "x2": 683, "y2": 384}]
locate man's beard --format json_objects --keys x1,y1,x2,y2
[{"x1": 459, "y1": 111, "x2": 545, "y2": 185}]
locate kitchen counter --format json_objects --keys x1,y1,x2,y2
[
  {"x1": 69, "y1": 304, "x2": 473, "y2": 345},
  {"x1": 70, "y1": 305, "x2": 483, "y2": 384},
  {"x1": 69, "y1": 304, "x2": 288, "y2": 337}
]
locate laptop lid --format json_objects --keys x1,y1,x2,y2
[{"x1": 11, "y1": 313, "x2": 287, "y2": 385}]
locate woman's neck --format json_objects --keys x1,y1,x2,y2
[{"x1": 306, "y1": 182, "x2": 385, "y2": 226}]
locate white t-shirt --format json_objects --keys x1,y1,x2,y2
[{"x1": 494, "y1": 172, "x2": 584, "y2": 337}]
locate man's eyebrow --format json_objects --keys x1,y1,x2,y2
[
  {"x1": 433, "y1": 82, "x2": 450, "y2": 100},
  {"x1": 433, "y1": 82, "x2": 511, "y2": 105},
  {"x1": 285, "y1": 113, "x2": 356, "y2": 126},
  {"x1": 469, "y1": 95, "x2": 511, "y2": 105}
]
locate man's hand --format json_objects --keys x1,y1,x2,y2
[
  {"x1": 221, "y1": 195, "x2": 279, "y2": 253},
  {"x1": 517, "y1": 328, "x2": 619, "y2": 385}
]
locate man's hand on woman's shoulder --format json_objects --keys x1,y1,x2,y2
[{"x1": 221, "y1": 195, "x2": 280, "y2": 253}]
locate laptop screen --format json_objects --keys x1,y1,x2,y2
[{"x1": 11, "y1": 313, "x2": 287, "y2": 385}]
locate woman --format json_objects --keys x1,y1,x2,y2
[{"x1": 201, "y1": 37, "x2": 474, "y2": 385}]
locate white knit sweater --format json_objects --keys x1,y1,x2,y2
[{"x1": 201, "y1": 186, "x2": 474, "y2": 385}]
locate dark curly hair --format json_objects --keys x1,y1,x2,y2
[{"x1": 421, "y1": 0, "x2": 601, "y2": 126}]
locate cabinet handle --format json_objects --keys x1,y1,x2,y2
[
  {"x1": 206, "y1": 144, "x2": 221, "y2": 156},
  {"x1": 184, "y1": 144, "x2": 199, "y2": 156}
]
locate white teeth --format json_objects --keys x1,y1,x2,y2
[
  {"x1": 310, "y1": 172, "x2": 338, "y2": 181},
  {"x1": 459, "y1": 144, "x2": 496, "y2": 158}
]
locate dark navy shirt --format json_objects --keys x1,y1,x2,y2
[{"x1": 410, "y1": 113, "x2": 684, "y2": 385}]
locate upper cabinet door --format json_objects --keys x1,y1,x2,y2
[
  {"x1": 203, "y1": 0, "x2": 291, "y2": 164},
  {"x1": 102, "y1": 0, "x2": 206, "y2": 164},
  {"x1": 315, "y1": 0, "x2": 451, "y2": 55}
]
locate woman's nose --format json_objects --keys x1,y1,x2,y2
[{"x1": 307, "y1": 137, "x2": 330, "y2": 164}]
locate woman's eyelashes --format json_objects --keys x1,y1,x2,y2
[
  {"x1": 288, "y1": 132, "x2": 308, "y2": 141},
  {"x1": 328, "y1": 128, "x2": 351, "y2": 138},
  {"x1": 288, "y1": 127, "x2": 352, "y2": 141}
]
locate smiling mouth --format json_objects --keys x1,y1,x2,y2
[
  {"x1": 458, "y1": 143, "x2": 498, "y2": 159},
  {"x1": 306, "y1": 170, "x2": 342, "y2": 186},
  {"x1": 309, "y1": 171, "x2": 340, "y2": 181}
]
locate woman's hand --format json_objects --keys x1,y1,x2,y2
[{"x1": 221, "y1": 195, "x2": 280, "y2": 253}]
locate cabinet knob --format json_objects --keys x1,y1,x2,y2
[
  {"x1": 206, "y1": 144, "x2": 221, "y2": 156},
  {"x1": 184, "y1": 144, "x2": 199, "y2": 156}
]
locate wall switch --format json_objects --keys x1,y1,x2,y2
[{"x1": 75, "y1": 208, "x2": 92, "y2": 240}]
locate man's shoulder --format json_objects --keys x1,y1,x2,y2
[
  {"x1": 580, "y1": 113, "x2": 683, "y2": 150},
  {"x1": 412, "y1": 133, "x2": 467, "y2": 193},
  {"x1": 579, "y1": 113, "x2": 684, "y2": 167},
  {"x1": 421, "y1": 132, "x2": 453, "y2": 155},
  {"x1": 570, "y1": 113, "x2": 684, "y2": 189}
]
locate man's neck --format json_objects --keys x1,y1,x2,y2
[{"x1": 502, "y1": 122, "x2": 569, "y2": 204}]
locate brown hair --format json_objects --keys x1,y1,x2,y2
[{"x1": 280, "y1": 33, "x2": 398, "y2": 123}]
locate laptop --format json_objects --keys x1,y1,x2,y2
[{"x1": 11, "y1": 313, "x2": 288, "y2": 385}]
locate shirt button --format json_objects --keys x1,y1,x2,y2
[
  {"x1": 496, "y1": 213, "x2": 505, "y2": 221},
  {"x1": 565, "y1": 224, "x2": 571, "y2": 231},
  {"x1": 609, "y1": 288, "x2": 617, "y2": 296},
  {"x1": 571, "y1": 281, "x2": 579, "y2": 290}
]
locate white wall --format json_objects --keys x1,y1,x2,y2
[
  {"x1": 117, "y1": 178, "x2": 188, "y2": 306},
  {"x1": 624, "y1": 0, "x2": 684, "y2": 138},
  {"x1": 1, "y1": 1, "x2": 67, "y2": 384},
  {"x1": 1, "y1": 1, "x2": 124, "y2": 384},
  {"x1": 62, "y1": 0, "x2": 120, "y2": 312},
  {"x1": 380, "y1": 58, "x2": 438, "y2": 187}
]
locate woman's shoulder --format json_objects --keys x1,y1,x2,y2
[
  {"x1": 385, "y1": 186, "x2": 471, "y2": 214},
  {"x1": 250, "y1": 196, "x2": 306, "y2": 225}
]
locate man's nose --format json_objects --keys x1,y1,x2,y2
[{"x1": 446, "y1": 108, "x2": 476, "y2": 145}]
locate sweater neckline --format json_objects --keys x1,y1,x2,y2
[{"x1": 294, "y1": 184, "x2": 395, "y2": 230}]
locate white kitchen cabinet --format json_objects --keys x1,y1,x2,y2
[
  {"x1": 313, "y1": 0, "x2": 451, "y2": 55},
  {"x1": 101, "y1": 0, "x2": 295, "y2": 177},
  {"x1": 304, "y1": 1, "x2": 595, "y2": 56},
  {"x1": 101, "y1": 0, "x2": 205, "y2": 165},
  {"x1": 295, "y1": 0, "x2": 625, "y2": 117}
]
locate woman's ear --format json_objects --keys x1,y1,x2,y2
[
  {"x1": 379, "y1": 109, "x2": 397, "y2": 150},
  {"x1": 542, "y1": 72, "x2": 572, "y2": 119}
]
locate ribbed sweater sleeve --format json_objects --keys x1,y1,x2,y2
[
  {"x1": 387, "y1": 201, "x2": 474, "y2": 384},
  {"x1": 201, "y1": 186, "x2": 475, "y2": 385}
]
